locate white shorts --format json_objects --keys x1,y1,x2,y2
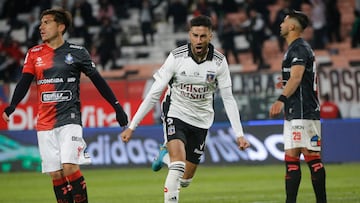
[
  {"x1": 283, "y1": 119, "x2": 322, "y2": 151},
  {"x1": 37, "y1": 124, "x2": 91, "y2": 173}
]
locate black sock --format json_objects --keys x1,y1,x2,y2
[
  {"x1": 53, "y1": 177, "x2": 73, "y2": 203},
  {"x1": 305, "y1": 155, "x2": 327, "y2": 203},
  {"x1": 285, "y1": 155, "x2": 301, "y2": 203},
  {"x1": 67, "y1": 170, "x2": 88, "y2": 203}
]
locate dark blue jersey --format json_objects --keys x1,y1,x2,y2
[{"x1": 281, "y1": 38, "x2": 320, "y2": 120}]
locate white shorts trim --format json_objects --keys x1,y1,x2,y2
[
  {"x1": 37, "y1": 124, "x2": 91, "y2": 173},
  {"x1": 283, "y1": 119, "x2": 322, "y2": 151}
]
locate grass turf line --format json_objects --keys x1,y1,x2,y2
[{"x1": 0, "y1": 163, "x2": 359, "y2": 203}]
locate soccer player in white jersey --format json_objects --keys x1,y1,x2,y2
[{"x1": 120, "y1": 15, "x2": 250, "y2": 203}]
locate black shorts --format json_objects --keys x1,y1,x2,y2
[{"x1": 164, "y1": 117, "x2": 208, "y2": 164}]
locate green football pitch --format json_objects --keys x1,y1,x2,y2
[{"x1": 0, "y1": 163, "x2": 359, "y2": 203}]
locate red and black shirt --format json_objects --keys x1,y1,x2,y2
[{"x1": 23, "y1": 42, "x2": 97, "y2": 130}]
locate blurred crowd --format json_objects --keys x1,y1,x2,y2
[{"x1": 0, "y1": 0, "x2": 359, "y2": 83}]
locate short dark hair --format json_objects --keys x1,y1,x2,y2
[
  {"x1": 287, "y1": 10, "x2": 310, "y2": 30},
  {"x1": 40, "y1": 8, "x2": 72, "y2": 34},
  {"x1": 189, "y1": 15, "x2": 213, "y2": 30}
]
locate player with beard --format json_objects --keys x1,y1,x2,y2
[
  {"x1": 120, "y1": 15, "x2": 250, "y2": 203},
  {"x1": 269, "y1": 10, "x2": 327, "y2": 203}
]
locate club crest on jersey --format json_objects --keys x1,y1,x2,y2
[
  {"x1": 65, "y1": 53, "x2": 74, "y2": 64},
  {"x1": 206, "y1": 73, "x2": 215, "y2": 83}
]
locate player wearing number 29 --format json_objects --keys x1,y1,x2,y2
[
  {"x1": 121, "y1": 15, "x2": 250, "y2": 203},
  {"x1": 269, "y1": 10, "x2": 327, "y2": 203}
]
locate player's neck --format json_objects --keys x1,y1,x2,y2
[
  {"x1": 286, "y1": 33, "x2": 301, "y2": 46},
  {"x1": 193, "y1": 49, "x2": 209, "y2": 63},
  {"x1": 46, "y1": 37, "x2": 65, "y2": 50}
]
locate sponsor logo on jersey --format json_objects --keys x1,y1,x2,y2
[
  {"x1": 37, "y1": 78, "x2": 64, "y2": 85},
  {"x1": 41, "y1": 90, "x2": 72, "y2": 103},
  {"x1": 291, "y1": 125, "x2": 304, "y2": 130},
  {"x1": 67, "y1": 77, "x2": 76, "y2": 82},
  {"x1": 65, "y1": 53, "x2": 74, "y2": 64},
  {"x1": 179, "y1": 84, "x2": 209, "y2": 99},
  {"x1": 35, "y1": 57, "x2": 45, "y2": 67},
  {"x1": 31, "y1": 46, "x2": 43, "y2": 52}
]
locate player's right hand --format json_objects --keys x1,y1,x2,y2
[
  {"x1": 114, "y1": 102, "x2": 128, "y2": 127},
  {"x1": 120, "y1": 128, "x2": 133, "y2": 143},
  {"x1": 2, "y1": 106, "x2": 15, "y2": 122},
  {"x1": 269, "y1": 101, "x2": 284, "y2": 118},
  {"x1": 116, "y1": 110, "x2": 128, "y2": 127},
  {"x1": 2, "y1": 112, "x2": 9, "y2": 122}
]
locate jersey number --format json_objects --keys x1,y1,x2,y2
[{"x1": 292, "y1": 131, "x2": 301, "y2": 141}]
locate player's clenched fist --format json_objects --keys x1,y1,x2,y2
[{"x1": 120, "y1": 128, "x2": 134, "y2": 143}]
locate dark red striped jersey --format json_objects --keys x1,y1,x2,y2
[{"x1": 23, "y1": 42, "x2": 97, "y2": 130}]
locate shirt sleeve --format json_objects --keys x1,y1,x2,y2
[
  {"x1": 219, "y1": 86, "x2": 244, "y2": 137},
  {"x1": 22, "y1": 51, "x2": 35, "y2": 75},
  {"x1": 77, "y1": 48, "x2": 98, "y2": 77},
  {"x1": 216, "y1": 57, "x2": 232, "y2": 89},
  {"x1": 129, "y1": 54, "x2": 175, "y2": 130},
  {"x1": 289, "y1": 45, "x2": 308, "y2": 67}
]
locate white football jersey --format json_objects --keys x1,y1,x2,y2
[
  {"x1": 129, "y1": 44, "x2": 244, "y2": 136},
  {"x1": 158, "y1": 44, "x2": 231, "y2": 128}
]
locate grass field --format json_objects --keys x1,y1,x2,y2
[{"x1": 0, "y1": 163, "x2": 359, "y2": 203}]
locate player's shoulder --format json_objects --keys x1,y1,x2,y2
[
  {"x1": 67, "y1": 43, "x2": 86, "y2": 50},
  {"x1": 171, "y1": 44, "x2": 189, "y2": 58},
  {"x1": 28, "y1": 44, "x2": 46, "y2": 53},
  {"x1": 65, "y1": 42, "x2": 89, "y2": 57},
  {"x1": 212, "y1": 48, "x2": 225, "y2": 61}
]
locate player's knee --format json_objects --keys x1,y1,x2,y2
[{"x1": 180, "y1": 178, "x2": 192, "y2": 188}]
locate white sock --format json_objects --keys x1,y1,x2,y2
[
  {"x1": 164, "y1": 161, "x2": 185, "y2": 203},
  {"x1": 163, "y1": 153, "x2": 170, "y2": 166}
]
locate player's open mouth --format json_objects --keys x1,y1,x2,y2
[{"x1": 195, "y1": 46, "x2": 203, "y2": 52}]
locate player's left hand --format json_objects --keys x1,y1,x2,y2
[{"x1": 237, "y1": 136, "x2": 250, "y2": 150}]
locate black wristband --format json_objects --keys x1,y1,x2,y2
[{"x1": 277, "y1": 95, "x2": 287, "y2": 103}]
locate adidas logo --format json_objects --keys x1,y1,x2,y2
[{"x1": 169, "y1": 196, "x2": 177, "y2": 201}]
